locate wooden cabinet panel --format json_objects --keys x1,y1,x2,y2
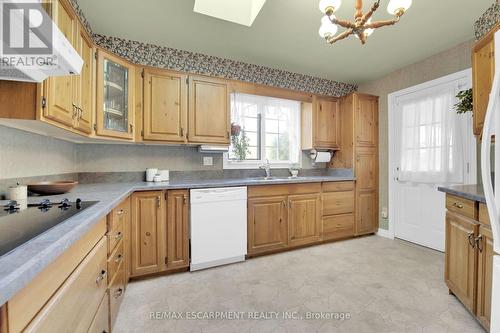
[
  {"x1": 322, "y1": 181, "x2": 354, "y2": 192},
  {"x1": 188, "y1": 76, "x2": 230, "y2": 144},
  {"x1": 108, "y1": 261, "x2": 126, "y2": 331},
  {"x1": 322, "y1": 191, "x2": 354, "y2": 216},
  {"x1": 356, "y1": 189, "x2": 377, "y2": 235},
  {"x1": 314, "y1": 97, "x2": 340, "y2": 149},
  {"x1": 355, "y1": 148, "x2": 377, "y2": 191},
  {"x1": 479, "y1": 203, "x2": 490, "y2": 226},
  {"x1": 445, "y1": 194, "x2": 477, "y2": 220},
  {"x1": 107, "y1": 211, "x2": 124, "y2": 256},
  {"x1": 74, "y1": 28, "x2": 94, "y2": 134},
  {"x1": 288, "y1": 193, "x2": 321, "y2": 247},
  {"x1": 445, "y1": 211, "x2": 479, "y2": 313},
  {"x1": 131, "y1": 191, "x2": 165, "y2": 276},
  {"x1": 476, "y1": 226, "x2": 494, "y2": 329},
  {"x1": 24, "y1": 238, "x2": 108, "y2": 333},
  {"x1": 107, "y1": 239, "x2": 124, "y2": 285},
  {"x1": 88, "y1": 292, "x2": 109, "y2": 333},
  {"x1": 473, "y1": 36, "x2": 495, "y2": 136},
  {"x1": 43, "y1": 0, "x2": 77, "y2": 127},
  {"x1": 166, "y1": 190, "x2": 189, "y2": 269},
  {"x1": 143, "y1": 69, "x2": 188, "y2": 142},
  {"x1": 323, "y1": 214, "x2": 355, "y2": 241},
  {"x1": 355, "y1": 94, "x2": 378, "y2": 147},
  {"x1": 248, "y1": 196, "x2": 288, "y2": 255}
]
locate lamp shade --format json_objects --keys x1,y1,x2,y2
[
  {"x1": 387, "y1": 0, "x2": 412, "y2": 15},
  {"x1": 319, "y1": 0, "x2": 341, "y2": 13},
  {"x1": 318, "y1": 17, "x2": 338, "y2": 38}
]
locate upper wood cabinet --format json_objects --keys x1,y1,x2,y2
[
  {"x1": 445, "y1": 211, "x2": 479, "y2": 313},
  {"x1": 143, "y1": 69, "x2": 188, "y2": 142},
  {"x1": 96, "y1": 49, "x2": 135, "y2": 140},
  {"x1": 472, "y1": 25, "x2": 498, "y2": 136},
  {"x1": 301, "y1": 96, "x2": 340, "y2": 150},
  {"x1": 188, "y1": 76, "x2": 230, "y2": 144},
  {"x1": 288, "y1": 193, "x2": 321, "y2": 247},
  {"x1": 166, "y1": 190, "x2": 190, "y2": 269},
  {"x1": 354, "y1": 94, "x2": 378, "y2": 147},
  {"x1": 42, "y1": 0, "x2": 78, "y2": 128},
  {"x1": 248, "y1": 196, "x2": 288, "y2": 255},
  {"x1": 476, "y1": 226, "x2": 494, "y2": 329},
  {"x1": 131, "y1": 191, "x2": 165, "y2": 277},
  {"x1": 73, "y1": 26, "x2": 94, "y2": 134}
]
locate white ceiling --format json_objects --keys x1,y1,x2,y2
[{"x1": 78, "y1": 0, "x2": 493, "y2": 84}]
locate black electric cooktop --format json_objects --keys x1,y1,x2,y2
[{"x1": 0, "y1": 199, "x2": 97, "y2": 258}]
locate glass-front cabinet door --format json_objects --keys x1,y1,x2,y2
[{"x1": 96, "y1": 49, "x2": 135, "y2": 139}]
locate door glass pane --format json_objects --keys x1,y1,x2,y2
[{"x1": 103, "y1": 59, "x2": 129, "y2": 132}]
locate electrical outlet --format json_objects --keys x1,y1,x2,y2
[
  {"x1": 203, "y1": 156, "x2": 213, "y2": 166},
  {"x1": 381, "y1": 207, "x2": 388, "y2": 219}
]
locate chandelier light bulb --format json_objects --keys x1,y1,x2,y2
[
  {"x1": 387, "y1": 0, "x2": 412, "y2": 15},
  {"x1": 318, "y1": 0, "x2": 342, "y2": 14},
  {"x1": 318, "y1": 19, "x2": 338, "y2": 38},
  {"x1": 365, "y1": 18, "x2": 374, "y2": 36}
]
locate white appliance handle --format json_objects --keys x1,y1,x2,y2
[{"x1": 481, "y1": 37, "x2": 500, "y2": 255}]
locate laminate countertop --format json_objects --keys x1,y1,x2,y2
[
  {"x1": 437, "y1": 184, "x2": 486, "y2": 203},
  {"x1": 0, "y1": 175, "x2": 355, "y2": 306}
]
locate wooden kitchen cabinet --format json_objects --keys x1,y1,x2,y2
[
  {"x1": 354, "y1": 94, "x2": 378, "y2": 147},
  {"x1": 166, "y1": 190, "x2": 190, "y2": 269},
  {"x1": 188, "y1": 76, "x2": 230, "y2": 144},
  {"x1": 131, "y1": 191, "x2": 165, "y2": 276},
  {"x1": 355, "y1": 148, "x2": 377, "y2": 191},
  {"x1": 356, "y1": 189, "x2": 378, "y2": 235},
  {"x1": 288, "y1": 193, "x2": 321, "y2": 247},
  {"x1": 476, "y1": 226, "x2": 494, "y2": 329},
  {"x1": 143, "y1": 68, "x2": 188, "y2": 142},
  {"x1": 321, "y1": 181, "x2": 355, "y2": 241},
  {"x1": 472, "y1": 24, "x2": 498, "y2": 136},
  {"x1": 87, "y1": 292, "x2": 109, "y2": 333},
  {"x1": 301, "y1": 96, "x2": 340, "y2": 150},
  {"x1": 96, "y1": 49, "x2": 135, "y2": 140},
  {"x1": 445, "y1": 211, "x2": 479, "y2": 313},
  {"x1": 248, "y1": 196, "x2": 288, "y2": 255},
  {"x1": 73, "y1": 25, "x2": 94, "y2": 134}
]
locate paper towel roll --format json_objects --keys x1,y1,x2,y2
[
  {"x1": 8, "y1": 184, "x2": 27, "y2": 201},
  {"x1": 314, "y1": 151, "x2": 332, "y2": 163}
]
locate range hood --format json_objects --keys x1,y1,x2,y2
[{"x1": 0, "y1": 0, "x2": 83, "y2": 82}]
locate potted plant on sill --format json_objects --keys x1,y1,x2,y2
[
  {"x1": 454, "y1": 88, "x2": 473, "y2": 114},
  {"x1": 230, "y1": 123, "x2": 250, "y2": 161}
]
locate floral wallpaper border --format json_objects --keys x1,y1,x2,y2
[
  {"x1": 475, "y1": 2, "x2": 500, "y2": 40},
  {"x1": 93, "y1": 35, "x2": 357, "y2": 97}
]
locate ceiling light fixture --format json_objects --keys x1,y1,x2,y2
[{"x1": 318, "y1": 0, "x2": 412, "y2": 45}]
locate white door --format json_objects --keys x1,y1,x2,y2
[{"x1": 389, "y1": 70, "x2": 476, "y2": 251}]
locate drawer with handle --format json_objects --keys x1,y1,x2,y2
[
  {"x1": 323, "y1": 214, "x2": 355, "y2": 241},
  {"x1": 109, "y1": 261, "x2": 126, "y2": 330},
  {"x1": 445, "y1": 194, "x2": 476, "y2": 219},
  {"x1": 107, "y1": 238, "x2": 124, "y2": 284},
  {"x1": 107, "y1": 213, "x2": 124, "y2": 255},
  {"x1": 322, "y1": 191, "x2": 354, "y2": 216},
  {"x1": 322, "y1": 181, "x2": 354, "y2": 193},
  {"x1": 87, "y1": 291, "x2": 110, "y2": 333},
  {"x1": 24, "y1": 238, "x2": 108, "y2": 333}
]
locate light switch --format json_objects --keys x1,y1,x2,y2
[{"x1": 203, "y1": 156, "x2": 213, "y2": 166}]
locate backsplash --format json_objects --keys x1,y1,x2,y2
[{"x1": 475, "y1": 2, "x2": 500, "y2": 40}]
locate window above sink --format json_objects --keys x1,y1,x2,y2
[{"x1": 223, "y1": 93, "x2": 302, "y2": 169}]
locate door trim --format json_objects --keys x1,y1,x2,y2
[{"x1": 387, "y1": 68, "x2": 476, "y2": 241}]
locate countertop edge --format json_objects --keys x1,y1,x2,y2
[{"x1": 437, "y1": 186, "x2": 486, "y2": 203}]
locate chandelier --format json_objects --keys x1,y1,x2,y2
[{"x1": 318, "y1": 0, "x2": 412, "y2": 44}]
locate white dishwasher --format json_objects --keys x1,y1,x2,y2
[{"x1": 190, "y1": 187, "x2": 247, "y2": 271}]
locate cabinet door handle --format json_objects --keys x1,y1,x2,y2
[
  {"x1": 129, "y1": 123, "x2": 134, "y2": 133},
  {"x1": 468, "y1": 232, "x2": 476, "y2": 248},
  {"x1": 183, "y1": 195, "x2": 188, "y2": 205},
  {"x1": 180, "y1": 128, "x2": 184, "y2": 137},
  {"x1": 114, "y1": 288, "x2": 123, "y2": 299},
  {"x1": 115, "y1": 253, "x2": 123, "y2": 263},
  {"x1": 475, "y1": 235, "x2": 484, "y2": 253},
  {"x1": 117, "y1": 209, "x2": 124, "y2": 216},
  {"x1": 78, "y1": 107, "x2": 83, "y2": 119},
  {"x1": 114, "y1": 231, "x2": 123, "y2": 240},
  {"x1": 95, "y1": 269, "x2": 107, "y2": 284},
  {"x1": 72, "y1": 104, "x2": 77, "y2": 119},
  {"x1": 452, "y1": 202, "x2": 464, "y2": 209},
  {"x1": 157, "y1": 195, "x2": 161, "y2": 208},
  {"x1": 226, "y1": 131, "x2": 230, "y2": 139}
]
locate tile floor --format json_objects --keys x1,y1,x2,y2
[{"x1": 114, "y1": 236, "x2": 485, "y2": 333}]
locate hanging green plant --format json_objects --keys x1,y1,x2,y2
[
  {"x1": 230, "y1": 123, "x2": 250, "y2": 160},
  {"x1": 454, "y1": 88, "x2": 473, "y2": 114}
]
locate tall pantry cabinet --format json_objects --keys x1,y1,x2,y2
[{"x1": 331, "y1": 93, "x2": 379, "y2": 235}]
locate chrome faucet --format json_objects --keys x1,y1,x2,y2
[{"x1": 259, "y1": 159, "x2": 272, "y2": 179}]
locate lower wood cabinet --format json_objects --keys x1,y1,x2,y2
[
  {"x1": 131, "y1": 191, "x2": 165, "y2": 276},
  {"x1": 131, "y1": 190, "x2": 190, "y2": 278},
  {"x1": 288, "y1": 194, "x2": 321, "y2": 247},
  {"x1": 445, "y1": 211, "x2": 479, "y2": 313},
  {"x1": 248, "y1": 196, "x2": 288, "y2": 255},
  {"x1": 88, "y1": 291, "x2": 110, "y2": 333},
  {"x1": 25, "y1": 238, "x2": 108, "y2": 333},
  {"x1": 476, "y1": 226, "x2": 494, "y2": 329},
  {"x1": 356, "y1": 189, "x2": 378, "y2": 235}
]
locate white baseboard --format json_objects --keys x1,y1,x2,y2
[{"x1": 376, "y1": 228, "x2": 394, "y2": 239}]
